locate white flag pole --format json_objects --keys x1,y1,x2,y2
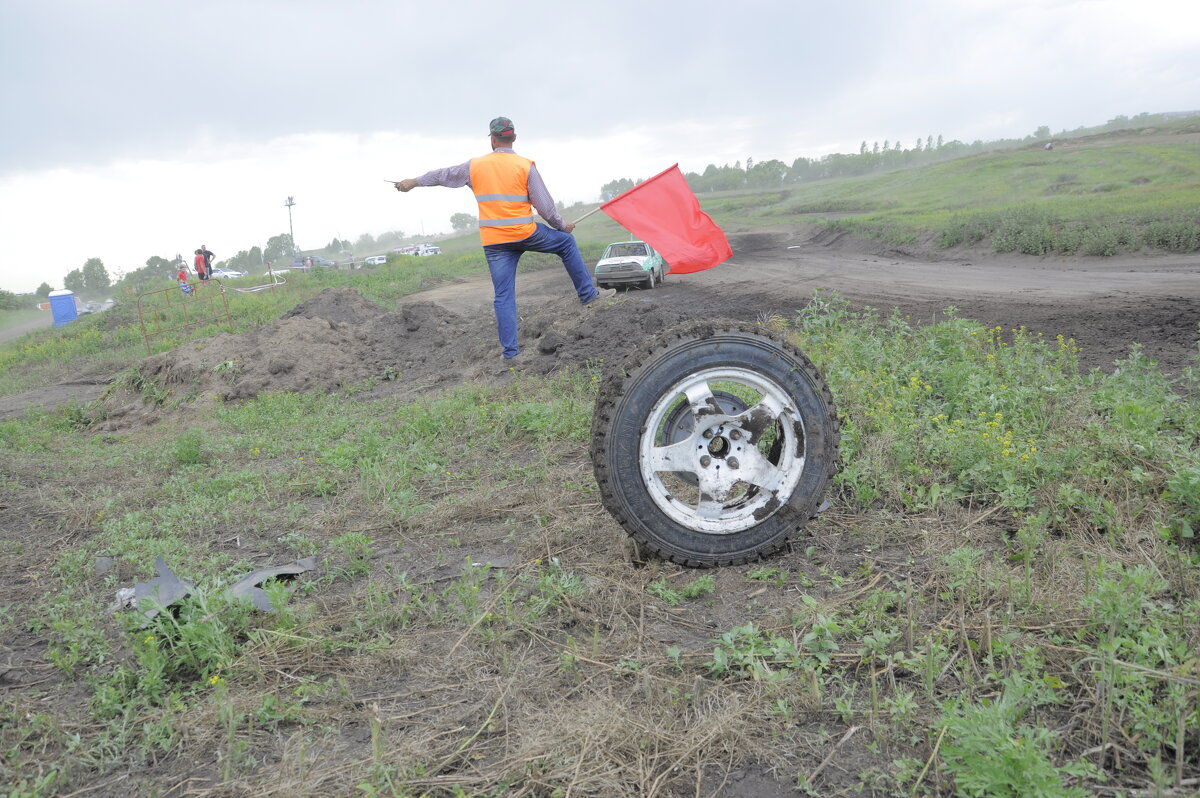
[{"x1": 571, "y1": 206, "x2": 605, "y2": 226}]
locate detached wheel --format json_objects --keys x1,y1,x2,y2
[{"x1": 591, "y1": 320, "x2": 839, "y2": 566}]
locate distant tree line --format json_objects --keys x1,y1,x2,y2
[
  {"x1": 600, "y1": 112, "x2": 1191, "y2": 197},
  {"x1": 0, "y1": 289, "x2": 23, "y2": 310},
  {"x1": 61, "y1": 258, "x2": 112, "y2": 297},
  {"x1": 44, "y1": 227, "x2": 423, "y2": 298}
]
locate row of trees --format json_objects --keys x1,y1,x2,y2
[
  {"x1": 64, "y1": 258, "x2": 111, "y2": 296},
  {"x1": 602, "y1": 134, "x2": 1012, "y2": 197},
  {"x1": 105, "y1": 227, "x2": 420, "y2": 295},
  {"x1": 44, "y1": 226, "x2": 428, "y2": 300},
  {"x1": 1, "y1": 258, "x2": 110, "y2": 306},
  {"x1": 0, "y1": 289, "x2": 26, "y2": 310}
]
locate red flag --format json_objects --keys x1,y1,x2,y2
[{"x1": 600, "y1": 164, "x2": 732, "y2": 274}]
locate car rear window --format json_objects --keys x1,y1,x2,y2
[{"x1": 607, "y1": 243, "x2": 647, "y2": 258}]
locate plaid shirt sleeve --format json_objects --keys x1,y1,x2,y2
[
  {"x1": 416, "y1": 161, "x2": 472, "y2": 188},
  {"x1": 528, "y1": 165, "x2": 566, "y2": 230}
]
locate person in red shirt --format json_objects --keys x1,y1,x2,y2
[
  {"x1": 177, "y1": 266, "x2": 193, "y2": 295},
  {"x1": 193, "y1": 249, "x2": 207, "y2": 281},
  {"x1": 200, "y1": 244, "x2": 215, "y2": 279}
]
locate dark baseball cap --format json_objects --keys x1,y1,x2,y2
[{"x1": 489, "y1": 117, "x2": 515, "y2": 136}]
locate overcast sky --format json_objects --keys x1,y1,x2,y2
[{"x1": 1, "y1": 0, "x2": 1198, "y2": 293}]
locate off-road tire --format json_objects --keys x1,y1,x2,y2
[{"x1": 591, "y1": 320, "x2": 839, "y2": 567}]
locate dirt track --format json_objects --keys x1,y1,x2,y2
[
  {"x1": 0, "y1": 312, "x2": 52, "y2": 345},
  {"x1": 413, "y1": 226, "x2": 1200, "y2": 375}
]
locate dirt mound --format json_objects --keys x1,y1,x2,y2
[
  {"x1": 96, "y1": 287, "x2": 696, "y2": 427},
  {"x1": 129, "y1": 290, "x2": 479, "y2": 405},
  {"x1": 513, "y1": 293, "x2": 695, "y2": 373},
  {"x1": 280, "y1": 286, "x2": 389, "y2": 326}
]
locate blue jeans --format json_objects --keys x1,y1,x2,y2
[{"x1": 483, "y1": 223, "x2": 600, "y2": 358}]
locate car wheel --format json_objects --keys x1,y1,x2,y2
[
  {"x1": 591, "y1": 320, "x2": 839, "y2": 566},
  {"x1": 644, "y1": 270, "x2": 656, "y2": 290}
]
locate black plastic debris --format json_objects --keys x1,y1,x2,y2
[{"x1": 225, "y1": 557, "x2": 318, "y2": 612}]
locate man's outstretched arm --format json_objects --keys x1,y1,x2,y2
[{"x1": 394, "y1": 162, "x2": 471, "y2": 192}]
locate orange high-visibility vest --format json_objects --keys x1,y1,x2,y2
[{"x1": 469, "y1": 152, "x2": 537, "y2": 244}]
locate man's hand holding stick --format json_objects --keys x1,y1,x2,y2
[{"x1": 385, "y1": 179, "x2": 419, "y2": 192}]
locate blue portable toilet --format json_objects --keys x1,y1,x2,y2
[{"x1": 48, "y1": 289, "x2": 80, "y2": 328}]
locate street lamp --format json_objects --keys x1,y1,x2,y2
[{"x1": 284, "y1": 196, "x2": 297, "y2": 253}]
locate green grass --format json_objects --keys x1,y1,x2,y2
[
  {"x1": 3, "y1": 292, "x2": 1197, "y2": 794},
  {"x1": 848, "y1": 140, "x2": 1200, "y2": 254}
]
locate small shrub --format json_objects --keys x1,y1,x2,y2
[
  {"x1": 170, "y1": 429, "x2": 205, "y2": 465},
  {"x1": 1143, "y1": 216, "x2": 1200, "y2": 252},
  {"x1": 940, "y1": 678, "x2": 1097, "y2": 797}
]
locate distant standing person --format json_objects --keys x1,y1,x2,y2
[
  {"x1": 200, "y1": 244, "x2": 215, "y2": 280},
  {"x1": 193, "y1": 249, "x2": 207, "y2": 281},
  {"x1": 393, "y1": 116, "x2": 614, "y2": 361}
]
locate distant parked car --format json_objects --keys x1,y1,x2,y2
[
  {"x1": 290, "y1": 255, "x2": 337, "y2": 270},
  {"x1": 414, "y1": 244, "x2": 442, "y2": 256},
  {"x1": 364, "y1": 255, "x2": 387, "y2": 266},
  {"x1": 593, "y1": 240, "x2": 669, "y2": 289},
  {"x1": 211, "y1": 267, "x2": 247, "y2": 279}
]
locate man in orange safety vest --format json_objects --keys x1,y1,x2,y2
[{"x1": 394, "y1": 117, "x2": 614, "y2": 361}]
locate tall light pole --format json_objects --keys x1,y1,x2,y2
[{"x1": 284, "y1": 196, "x2": 297, "y2": 253}]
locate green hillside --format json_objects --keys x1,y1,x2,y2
[{"x1": 695, "y1": 125, "x2": 1200, "y2": 256}]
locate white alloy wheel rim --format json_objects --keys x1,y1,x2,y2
[{"x1": 638, "y1": 366, "x2": 806, "y2": 534}]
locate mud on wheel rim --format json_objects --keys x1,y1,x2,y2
[{"x1": 591, "y1": 320, "x2": 840, "y2": 567}]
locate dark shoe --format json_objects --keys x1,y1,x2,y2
[{"x1": 584, "y1": 287, "x2": 617, "y2": 307}]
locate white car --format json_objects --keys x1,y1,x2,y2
[
  {"x1": 593, "y1": 241, "x2": 669, "y2": 289},
  {"x1": 211, "y1": 267, "x2": 247, "y2": 279},
  {"x1": 364, "y1": 255, "x2": 387, "y2": 266}
]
